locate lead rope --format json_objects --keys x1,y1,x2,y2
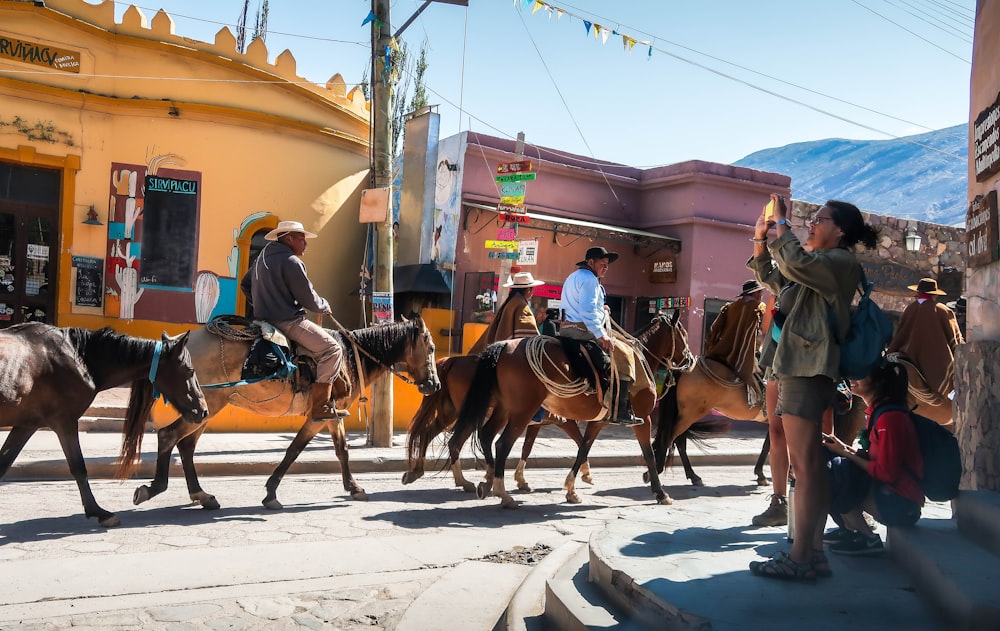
[{"x1": 322, "y1": 313, "x2": 371, "y2": 429}]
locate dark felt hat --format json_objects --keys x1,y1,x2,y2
[
  {"x1": 907, "y1": 277, "x2": 947, "y2": 295},
  {"x1": 576, "y1": 246, "x2": 619, "y2": 267},
  {"x1": 738, "y1": 279, "x2": 764, "y2": 296}
]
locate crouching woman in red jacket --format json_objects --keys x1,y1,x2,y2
[{"x1": 822, "y1": 358, "x2": 924, "y2": 557}]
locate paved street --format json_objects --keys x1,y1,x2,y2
[{"x1": 0, "y1": 463, "x2": 760, "y2": 630}]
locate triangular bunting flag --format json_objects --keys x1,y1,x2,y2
[
  {"x1": 624, "y1": 35, "x2": 636, "y2": 52},
  {"x1": 522, "y1": 0, "x2": 532, "y2": 10},
  {"x1": 361, "y1": 10, "x2": 376, "y2": 26},
  {"x1": 532, "y1": 0, "x2": 544, "y2": 14},
  {"x1": 593, "y1": 24, "x2": 601, "y2": 40},
  {"x1": 556, "y1": 8, "x2": 564, "y2": 19},
  {"x1": 601, "y1": 29, "x2": 610, "y2": 44},
  {"x1": 583, "y1": 20, "x2": 592, "y2": 36}
]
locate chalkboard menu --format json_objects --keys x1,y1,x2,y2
[
  {"x1": 139, "y1": 175, "x2": 198, "y2": 289},
  {"x1": 72, "y1": 256, "x2": 103, "y2": 307}
]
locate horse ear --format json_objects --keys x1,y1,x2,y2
[{"x1": 669, "y1": 309, "x2": 680, "y2": 326}]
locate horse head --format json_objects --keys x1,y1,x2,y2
[
  {"x1": 397, "y1": 316, "x2": 441, "y2": 395},
  {"x1": 156, "y1": 331, "x2": 209, "y2": 422},
  {"x1": 642, "y1": 310, "x2": 694, "y2": 372}
]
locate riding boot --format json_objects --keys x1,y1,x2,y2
[
  {"x1": 309, "y1": 382, "x2": 350, "y2": 420},
  {"x1": 608, "y1": 379, "x2": 643, "y2": 426}
]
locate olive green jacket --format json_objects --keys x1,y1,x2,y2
[{"x1": 747, "y1": 230, "x2": 860, "y2": 379}]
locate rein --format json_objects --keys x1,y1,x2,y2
[
  {"x1": 149, "y1": 341, "x2": 166, "y2": 402},
  {"x1": 323, "y1": 314, "x2": 421, "y2": 386}
]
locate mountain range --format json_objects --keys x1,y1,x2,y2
[{"x1": 734, "y1": 124, "x2": 968, "y2": 227}]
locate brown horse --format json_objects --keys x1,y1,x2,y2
[
  {"x1": 403, "y1": 354, "x2": 591, "y2": 494},
  {"x1": 0, "y1": 323, "x2": 207, "y2": 527},
  {"x1": 130, "y1": 317, "x2": 440, "y2": 510},
  {"x1": 447, "y1": 311, "x2": 694, "y2": 507},
  {"x1": 404, "y1": 312, "x2": 693, "y2": 503},
  {"x1": 890, "y1": 354, "x2": 954, "y2": 426}
]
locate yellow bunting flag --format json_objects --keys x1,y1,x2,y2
[
  {"x1": 532, "y1": 0, "x2": 544, "y2": 14},
  {"x1": 623, "y1": 35, "x2": 636, "y2": 52}
]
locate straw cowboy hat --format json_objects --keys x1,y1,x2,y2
[
  {"x1": 503, "y1": 271, "x2": 545, "y2": 289},
  {"x1": 907, "y1": 277, "x2": 947, "y2": 295},
  {"x1": 738, "y1": 279, "x2": 764, "y2": 296},
  {"x1": 265, "y1": 220, "x2": 317, "y2": 241},
  {"x1": 576, "y1": 246, "x2": 619, "y2": 267}
]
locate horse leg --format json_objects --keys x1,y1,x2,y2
[
  {"x1": 514, "y1": 424, "x2": 540, "y2": 492},
  {"x1": 490, "y1": 422, "x2": 523, "y2": 509},
  {"x1": 475, "y1": 412, "x2": 504, "y2": 499},
  {"x1": 676, "y1": 432, "x2": 704, "y2": 487},
  {"x1": 633, "y1": 419, "x2": 672, "y2": 505},
  {"x1": 175, "y1": 425, "x2": 218, "y2": 509},
  {"x1": 133, "y1": 420, "x2": 190, "y2": 506},
  {"x1": 0, "y1": 425, "x2": 37, "y2": 477},
  {"x1": 754, "y1": 433, "x2": 771, "y2": 487},
  {"x1": 451, "y1": 461, "x2": 476, "y2": 493},
  {"x1": 263, "y1": 420, "x2": 326, "y2": 510},
  {"x1": 54, "y1": 427, "x2": 120, "y2": 527},
  {"x1": 564, "y1": 421, "x2": 603, "y2": 504},
  {"x1": 328, "y1": 420, "x2": 367, "y2": 500},
  {"x1": 558, "y1": 420, "x2": 593, "y2": 484}
]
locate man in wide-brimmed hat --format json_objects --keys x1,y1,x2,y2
[
  {"x1": 887, "y1": 277, "x2": 964, "y2": 402},
  {"x1": 704, "y1": 279, "x2": 767, "y2": 405},
  {"x1": 240, "y1": 219, "x2": 348, "y2": 419},
  {"x1": 559, "y1": 246, "x2": 653, "y2": 426},
  {"x1": 469, "y1": 270, "x2": 545, "y2": 355}
]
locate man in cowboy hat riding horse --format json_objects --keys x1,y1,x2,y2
[
  {"x1": 559, "y1": 246, "x2": 654, "y2": 426},
  {"x1": 887, "y1": 277, "x2": 964, "y2": 405},
  {"x1": 704, "y1": 279, "x2": 767, "y2": 406},
  {"x1": 240, "y1": 219, "x2": 349, "y2": 419},
  {"x1": 469, "y1": 270, "x2": 545, "y2": 355}
]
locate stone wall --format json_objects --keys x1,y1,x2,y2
[{"x1": 954, "y1": 342, "x2": 1000, "y2": 491}]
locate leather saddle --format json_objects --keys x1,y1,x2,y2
[
  {"x1": 206, "y1": 315, "x2": 315, "y2": 393},
  {"x1": 554, "y1": 335, "x2": 611, "y2": 396}
]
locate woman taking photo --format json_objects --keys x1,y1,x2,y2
[
  {"x1": 823, "y1": 358, "x2": 923, "y2": 555},
  {"x1": 747, "y1": 195, "x2": 878, "y2": 581}
]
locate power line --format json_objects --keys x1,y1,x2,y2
[{"x1": 849, "y1": 0, "x2": 971, "y2": 62}]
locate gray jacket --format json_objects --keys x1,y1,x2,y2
[
  {"x1": 747, "y1": 230, "x2": 859, "y2": 379},
  {"x1": 240, "y1": 242, "x2": 330, "y2": 321}
]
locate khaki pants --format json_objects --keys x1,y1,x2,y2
[{"x1": 274, "y1": 315, "x2": 343, "y2": 384}]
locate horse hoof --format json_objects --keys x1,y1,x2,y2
[
  {"x1": 133, "y1": 486, "x2": 151, "y2": 506},
  {"x1": 657, "y1": 495, "x2": 674, "y2": 505},
  {"x1": 201, "y1": 497, "x2": 221, "y2": 510},
  {"x1": 99, "y1": 515, "x2": 122, "y2": 528},
  {"x1": 756, "y1": 477, "x2": 769, "y2": 487},
  {"x1": 642, "y1": 472, "x2": 651, "y2": 484},
  {"x1": 460, "y1": 482, "x2": 476, "y2": 493},
  {"x1": 401, "y1": 471, "x2": 422, "y2": 485},
  {"x1": 476, "y1": 482, "x2": 490, "y2": 499},
  {"x1": 500, "y1": 497, "x2": 520, "y2": 509},
  {"x1": 566, "y1": 492, "x2": 581, "y2": 504},
  {"x1": 690, "y1": 477, "x2": 704, "y2": 487},
  {"x1": 262, "y1": 497, "x2": 284, "y2": 510},
  {"x1": 516, "y1": 482, "x2": 532, "y2": 492},
  {"x1": 581, "y1": 474, "x2": 594, "y2": 485},
  {"x1": 351, "y1": 490, "x2": 369, "y2": 501}
]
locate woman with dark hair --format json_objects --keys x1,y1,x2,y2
[
  {"x1": 822, "y1": 358, "x2": 923, "y2": 555},
  {"x1": 747, "y1": 195, "x2": 879, "y2": 581}
]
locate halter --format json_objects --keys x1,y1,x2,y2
[
  {"x1": 624, "y1": 316, "x2": 695, "y2": 397},
  {"x1": 149, "y1": 341, "x2": 165, "y2": 403}
]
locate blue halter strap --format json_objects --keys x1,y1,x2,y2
[{"x1": 149, "y1": 341, "x2": 164, "y2": 403}]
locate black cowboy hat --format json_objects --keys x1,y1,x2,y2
[
  {"x1": 738, "y1": 279, "x2": 764, "y2": 296},
  {"x1": 576, "y1": 246, "x2": 619, "y2": 267}
]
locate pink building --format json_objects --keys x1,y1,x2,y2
[{"x1": 398, "y1": 119, "x2": 790, "y2": 354}]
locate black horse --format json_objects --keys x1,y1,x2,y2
[{"x1": 0, "y1": 323, "x2": 208, "y2": 527}]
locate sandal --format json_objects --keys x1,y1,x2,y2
[
  {"x1": 749, "y1": 551, "x2": 817, "y2": 582},
  {"x1": 812, "y1": 550, "x2": 833, "y2": 578}
]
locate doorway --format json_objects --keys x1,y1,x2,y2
[{"x1": 0, "y1": 162, "x2": 59, "y2": 328}]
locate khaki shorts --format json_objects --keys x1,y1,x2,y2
[{"x1": 776, "y1": 375, "x2": 835, "y2": 422}]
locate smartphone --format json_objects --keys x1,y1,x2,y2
[{"x1": 764, "y1": 198, "x2": 777, "y2": 221}]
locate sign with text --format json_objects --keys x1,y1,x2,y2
[
  {"x1": 518, "y1": 239, "x2": 538, "y2": 265},
  {"x1": 372, "y1": 292, "x2": 393, "y2": 324},
  {"x1": 496, "y1": 228, "x2": 517, "y2": 240},
  {"x1": 859, "y1": 259, "x2": 925, "y2": 296},
  {"x1": 974, "y1": 91, "x2": 1000, "y2": 182},
  {"x1": 485, "y1": 240, "x2": 519, "y2": 250},
  {"x1": 498, "y1": 203, "x2": 526, "y2": 214},
  {"x1": 497, "y1": 160, "x2": 533, "y2": 174},
  {"x1": 967, "y1": 190, "x2": 999, "y2": 267},
  {"x1": 0, "y1": 35, "x2": 81, "y2": 73},
  {"x1": 649, "y1": 256, "x2": 677, "y2": 283},
  {"x1": 495, "y1": 172, "x2": 537, "y2": 183},
  {"x1": 503, "y1": 213, "x2": 529, "y2": 223},
  {"x1": 72, "y1": 256, "x2": 103, "y2": 308}
]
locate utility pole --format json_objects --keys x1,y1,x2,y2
[
  {"x1": 369, "y1": 0, "x2": 467, "y2": 447},
  {"x1": 370, "y1": 0, "x2": 394, "y2": 447},
  {"x1": 494, "y1": 132, "x2": 525, "y2": 308}
]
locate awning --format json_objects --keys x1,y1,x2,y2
[{"x1": 392, "y1": 264, "x2": 452, "y2": 294}]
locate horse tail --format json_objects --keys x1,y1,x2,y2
[
  {"x1": 652, "y1": 373, "x2": 680, "y2": 473},
  {"x1": 407, "y1": 358, "x2": 456, "y2": 466},
  {"x1": 452, "y1": 342, "x2": 504, "y2": 459},
  {"x1": 115, "y1": 379, "x2": 155, "y2": 480},
  {"x1": 677, "y1": 417, "x2": 732, "y2": 456}
]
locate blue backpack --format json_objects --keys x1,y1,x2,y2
[
  {"x1": 868, "y1": 404, "x2": 962, "y2": 502},
  {"x1": 833, "y1": 269, "x2": 894, "y2": 380}
]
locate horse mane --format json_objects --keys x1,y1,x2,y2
[
  {"x1": 66, "y1": 327, "x2": 157, "y2": 386},
  {"x1": 634, "y1": 314, "x2": 665, "y2": 345},
  {"x1": 339, "y1": 319, "x2": 421, "y2": 375}
]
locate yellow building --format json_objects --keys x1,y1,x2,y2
[{"x1": 0, "y1": 0, "x2": 441, "y2": 430}]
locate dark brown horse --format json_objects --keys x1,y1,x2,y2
[
  {"x1": 0, "y1": 323, "x2": 207, "y2": 527},
  {"x1": 447, "y1": 311, "x2": 694, "y2": 507},
  {"x1": 131, "y1": 317, "x2": 440, "y2": 510},
  {"x1": 403, "y1": 354, "x2": 591, "y2": 494}
]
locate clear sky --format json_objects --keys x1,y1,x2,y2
[{"x1": 109, "y1": 0, "x2": 975, "y2": 168}]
